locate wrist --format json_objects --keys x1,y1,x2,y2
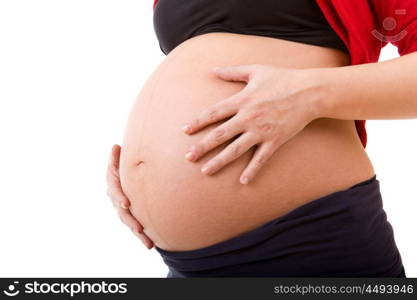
[{"x1": 303, "y1": 67, "x2": 335, "y2": 119}]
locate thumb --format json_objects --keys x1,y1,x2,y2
[{"x1": 213, "y1": 64, "x2": 256, "y2": 82}]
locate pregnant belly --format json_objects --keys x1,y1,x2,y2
[{"x1": 119, "y1": 33, "x2": 375, "y2": 251}]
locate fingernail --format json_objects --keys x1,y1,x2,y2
[
  {"x1": 185, "y1": 151, "x2": 195, "y2": 161},
  {"x1": 240, "y1": 176, "x2": 249, "y2": 184},
  {"x1": 120, "y1": 202, "x2": 128, "y2": 209},
  {"x1": 201, "y1": 165, "x2": 211, "y2": 175},
  {"x1": 182, "y1": 124, "x2": 191, "y2": 133}
]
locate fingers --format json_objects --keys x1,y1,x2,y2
[
  {"x1": 185, "y1": 115, "x2": 244, "y2": 162},
  {"x1": 109, "y1": 144, "x2": 121, "y2": 169},
  {"x1": 107, "y1": 186, "x2": 130, "y2": 209},
  {"x1": 106, "y1": 144, "x2": 130, "y2": 209},
  {"x1": 117, "y1": 207, "x2": 144, "y2": 233},
  {"x1": 239, "y1": 142, "x2": 275, "y2": 184},
  {"x1": 133, "y1": 230, "x2": 154, "y2": 249},
  {"x1": 213, "y1": 64, "x2": 257, "y2": 82},
  {"x1": 182, "y1": 93, "x2": 243, "y2": 135},
  {"x1": 106, "y1": 144, "x2": 154, "y2": 249},
  {"x1": 117, "y1": 207, "x2": 154, "y2": 249},
  {"x1": 200, "y1": 132, "x2": 259, "y2": 176}
]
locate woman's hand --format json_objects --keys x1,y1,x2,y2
[
  {"x1": 106, "y1": 144, "x2": 154, "y2": 249},
  {"x1": 182, "y1": 64, "x2": 323, "y2": 184}
]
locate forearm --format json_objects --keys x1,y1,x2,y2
[{"x1": 312, "y1": 51, "x2": 417, "y2": 120}]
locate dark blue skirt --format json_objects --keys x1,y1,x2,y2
[{"x1": 155, "y1": 174, "x2": 406, "y2": 278}]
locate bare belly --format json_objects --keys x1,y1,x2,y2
[{"x1": 119, "y1": 32, "x2": 375, "y2": 251}]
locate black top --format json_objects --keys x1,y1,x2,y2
[{"x1": 153, "y1": 0, "x2": 349, "y2": 55}]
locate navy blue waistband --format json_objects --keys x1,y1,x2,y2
[
  {"x1": 348, "y1": 174, "x2": 376, "y2": 189},
  {"x1": 155, "y1": 174, "x2": 404, "y2": 277}
]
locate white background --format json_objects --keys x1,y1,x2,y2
[{"x1": 0, "y1": 0, "x2": 415, "y2": 278}]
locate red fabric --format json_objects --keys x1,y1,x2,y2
[{"x1": 152, "y1": 0, "x2": 417, "y2": 148}]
